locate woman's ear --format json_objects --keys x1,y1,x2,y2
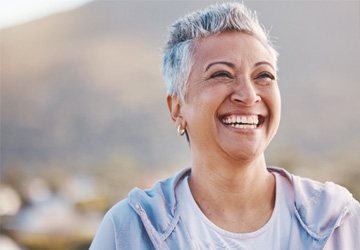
[{"x1": 167, "y1": 95, "x2": 182, "y2": 122}]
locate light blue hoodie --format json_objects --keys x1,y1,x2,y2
[{"x1": 89, "y1": 167, "x2": 360, "y2": 249}]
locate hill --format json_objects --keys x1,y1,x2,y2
[{"x1": 1, "y1": 1, "x2": 359, "y2": 179}]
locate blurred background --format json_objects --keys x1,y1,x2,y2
[{"x1": 0, "y1": 0, "x2": 359, "y2": 249}]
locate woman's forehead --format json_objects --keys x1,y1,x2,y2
[{"x1": 192, "y1": 32, "x2": 275, "y2": 70}]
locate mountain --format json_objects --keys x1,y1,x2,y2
[{"x1": 1, "y1": 1, "x2": 359, "y2": 175}]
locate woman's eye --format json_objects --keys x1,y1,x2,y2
[
  {"x1": 211, "y1": 71, "x2": 233, "y2": 79},
  {"x1": 256, "y1": 72, "x2": 275, "y2": 80}
]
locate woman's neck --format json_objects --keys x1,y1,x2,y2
[{"x1": 188, "y1": 154, "x2": 276, "y2": 233}]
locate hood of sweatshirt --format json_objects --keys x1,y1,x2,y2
[
  {"x1": 127, "y1": 167, "x2": 355, "y2": 246},
  {"x1": 270, "y1": 167, "x2": 353, "y2": 241}
]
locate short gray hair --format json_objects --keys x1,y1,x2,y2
[{"x1": 162, "y1": 2, "x2": 278, "y2": 99}]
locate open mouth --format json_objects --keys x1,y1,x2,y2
[{"x1": 221, "y1": 114, "x2": 264, "y2": 129}]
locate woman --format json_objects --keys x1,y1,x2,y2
[{"x1": 90, "y1": 3, "x2": 359, "y2": 249}]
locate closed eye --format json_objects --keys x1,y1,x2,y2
[
  {"x1": 255, "y1": 72, "x2": 275, "y2": 80},
  {"x1": 211, "y1": 71, "x2": 233, "y2": 79}
]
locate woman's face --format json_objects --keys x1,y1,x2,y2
[{"x1": 173, "y1": 31, "x2": 281, "y2": 162}]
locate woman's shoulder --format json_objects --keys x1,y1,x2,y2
[
  {"x1": 104, "y1": 167, "x2": 191, "y2": 231},
  {"x1": 108, "y1": 168, "x2": 191, "y2": 214},
  {"x1": 105, "y1": 198, "x2": 137, "y2": 222},
  {"x1": 269, "y1": 166, "x2": 360, "y2": 246},
  {"x1": 91, "y1": 168, "x2": 192, "y2": 249},
  {"x1": 269, "y1": 166, "x2": 358, "y2": 206}
]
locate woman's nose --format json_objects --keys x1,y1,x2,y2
[{"x1": 230, "y1": 79, "x2": 261, "y2": 105}]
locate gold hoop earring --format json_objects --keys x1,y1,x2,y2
[{"x1": 177, "y1": 125, "x2": 186, "y2": 136}]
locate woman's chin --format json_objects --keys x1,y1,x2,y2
[{"x1": 220, "y1": 144, "x2": 265, "y2": 164}]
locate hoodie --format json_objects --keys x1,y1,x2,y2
[{"x1": 89, "y1": 167, "x2": 360, "y2": 249}]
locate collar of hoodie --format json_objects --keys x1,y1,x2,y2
[{"x1": 127, "y1": 167, "x2": 353, "y2": 245}]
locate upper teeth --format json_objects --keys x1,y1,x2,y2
[{"x1": 222, "y1": 115, "x2": 259, "y2": 125}]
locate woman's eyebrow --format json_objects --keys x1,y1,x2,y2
[
  {"x1": 205, "y1": 61, "x2": 274, "y2": 72},
  {"x1": 205, "y1": 61, "x2": 235, "y2": 72},
  {"x1": 254, "y1": 61, "x2": 275, "y2": 70}
]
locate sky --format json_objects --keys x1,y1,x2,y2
[{"x1": 0, "y1": 0, "x2": 92, "y2": 29}]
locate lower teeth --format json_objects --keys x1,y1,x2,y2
[{"x1": 232, "y1": 124, "x2": 256, "y2": 129}]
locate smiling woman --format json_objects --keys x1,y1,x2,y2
[
  {"x1": 171, "y1": 32, "x2": 281, "y2": 166},
  {"x1": 89, "y1": 2, "x2": 360, "y2": 249}
]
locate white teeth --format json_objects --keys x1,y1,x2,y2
[
  {"x1": 233, "y1": 124, "x2": 257, "y2": 129},
  {"x1": 248, "y1": 116, "x2": 254, "y2": 124},
  {"x1": 222, "y1": 115, "x2": 259, "y2": 127},
  {"x1": 232, "y1": 116, "x2": 236, "y2": 123}
]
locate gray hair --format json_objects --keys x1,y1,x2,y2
[{"x1": 162, "y1": 2, "x2": 278, "y2": 99}]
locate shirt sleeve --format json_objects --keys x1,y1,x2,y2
[{"x1": 89, "y1": 212, "x2": 117, "y2": 250}]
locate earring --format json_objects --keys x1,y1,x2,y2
[{"x1": 177, "y1": 125, "x2": 186, "y2": 136}]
